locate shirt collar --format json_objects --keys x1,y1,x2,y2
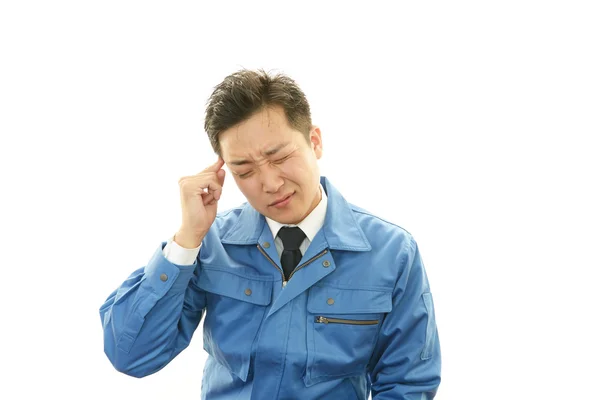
[{"x1": 265, "y1": 183, "x2": 327, "y2": 242}]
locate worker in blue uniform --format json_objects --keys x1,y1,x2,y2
[{"x1": 100, "y1": 69, "x2": 441, "y2": 399}]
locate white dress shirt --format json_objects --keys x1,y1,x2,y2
[{"x1": 163, "y1": 184, "x2": 327, "y2": 265}]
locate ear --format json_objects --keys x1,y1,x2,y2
[{"x1": 309, "y1": 126, "x2": 323, "y2": 159}]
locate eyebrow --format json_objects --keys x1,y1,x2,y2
[{"x1": 229, "y1": 143, "x2": 288, "y2": 166}]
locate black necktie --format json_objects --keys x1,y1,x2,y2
[{"x1": 277, "y1": 226, "x2": 306, "y2": 281}]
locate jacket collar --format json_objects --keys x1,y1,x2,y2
[{"x1": 221, "y1": 176, "x2": 371, "y2": 251}]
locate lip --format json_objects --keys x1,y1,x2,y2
[{"x1": 269, "y1": 192, "x2": 294, "y2": 207}]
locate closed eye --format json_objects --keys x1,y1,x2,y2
[
  {"x1": 272, "y1": 156, "x2": 289, "y2": 164},
  {"x1": 237, "y1": 156, "x2": 289, "y2": 178}
]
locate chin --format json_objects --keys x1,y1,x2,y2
[{"x1": 266, "y1": 209, "x2": 303, "y2": 224}]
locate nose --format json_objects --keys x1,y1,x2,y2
[{"x1": 260, "y1": 164, "x2": 284, "y2": 193}]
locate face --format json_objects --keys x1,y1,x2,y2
[{"x1": 219, "y1": 106, "x2": 323, "y2": 224}]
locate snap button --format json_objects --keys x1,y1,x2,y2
[
  {"x1": 160, "y1": 273, "x2": 168, "y2": 282},
  {"x1": 245, "y1": 288, "x2": 252, "y2": 296},
  {"x1": 327, "y1": 298, "x2": 334, "y2": 305},
  {"x1": 262, "y1": 242, "x2": 270, "y2": 248},
  {"x1": 322, "y1": 260, "x2": 331, "y2": 268}
]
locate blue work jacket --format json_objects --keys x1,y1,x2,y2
[{"x1": 100, "y1": 176, "x2": 441, "y2": 399}]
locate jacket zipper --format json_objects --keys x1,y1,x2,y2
[
  {"x1": 257, "y1": 245, "x2": 329, "y2": 287},
  {"x1": 257, "y1": 245, "x2": 285, "y2": 285},
  {"x1": 289, "y1": 249, "x2": 329, "y2": 281},
  {"x1": 315, "y1": 316, "x2": 379, "y2": 325}
]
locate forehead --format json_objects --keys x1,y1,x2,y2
[{"x1": 220, "y1": 107, "x2": 299, "y2": 160}]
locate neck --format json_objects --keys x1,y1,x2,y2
[{"x1": 294, "y1": 185, "x2": 322, "y2": 224}]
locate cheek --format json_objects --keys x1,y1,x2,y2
[
  {"x1": 279, "y1": 159, "x2": 306, "y2": 178},
  {"x1": 236, "y1": 177, "x2": 261, "y2": 198}
]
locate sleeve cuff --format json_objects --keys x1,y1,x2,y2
[
  {"x1": 142, "y1": 242, "x2": 198, "y2": 296},
  {"x1": 163, "y1": 235, "x2": 201, "y2": 266}
]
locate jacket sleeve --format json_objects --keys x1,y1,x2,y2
[
  {"x1": 369, "y1": 236, "x2": 442, "y2": 399},
  {"x1": 99, "y1": 241, "x2": 207, "y2": 378}
]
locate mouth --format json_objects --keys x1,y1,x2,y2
[{"x1": 269, "y1": 192, "x2": 295, "y2": 207}]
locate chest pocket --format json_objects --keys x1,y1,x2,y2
[
  {"x1": 196, "y1": 266, "x2": 273, "y2": 382},
  {"x1": 304, "y1": 285, "x2": 392, "y2": 386}
]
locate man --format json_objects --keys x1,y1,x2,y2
[{"x1": 100, "y1": 69, "x2": 441, "y2": 399}]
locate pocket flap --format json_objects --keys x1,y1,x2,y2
[
  {"x1": 307, "y1": 285, "x2": 392, "y2": 314},
  {"x1": 197, "y1": 267, "x2": 273, "y2": 306}
]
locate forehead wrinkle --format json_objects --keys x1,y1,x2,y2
[
  {"x1": 262, "y1": 142, "x2": 287, "y2": 156},
  {"x1": 224, "y1": 107, "x2": 291, "y2": 166},
  {"x1": 229, "y1": 142, "x2": 290, "y2": 166},
  {"x1": 224, "y1": 121, "x2": 256, "y2": 165}
]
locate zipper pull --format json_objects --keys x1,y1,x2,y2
[
  {"x1": 315, "y1": 316, "x2": 328, "y2": 324},
  {"x1": 282, "y1": 281, "x2": 287, "y2": 287}
]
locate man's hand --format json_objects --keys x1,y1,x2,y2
[{"x1": 175, "y1": 158, "x2": 226, "y2": 248}]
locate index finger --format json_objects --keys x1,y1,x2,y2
[{"x1": 205, "y1": 157, "x2": 225, "y2": 172}]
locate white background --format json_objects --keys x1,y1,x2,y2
[{"x1": 1, "y1": 1, "x2": 599, "y2": 399}]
